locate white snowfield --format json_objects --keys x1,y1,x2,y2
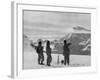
[{"x1": 23, "y1": 50, "x2": 91, "y2": 69}]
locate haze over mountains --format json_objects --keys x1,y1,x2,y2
[{"x1": 24, "y1": 25, "x2": 90, "y2": 42}]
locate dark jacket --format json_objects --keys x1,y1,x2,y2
[
  {"x1": 46, "y1": 47, "x2": 51, "y2": 56},
  {"x1": 36, "y1": 46, "x2": 43, "y2": 54},
  {"x1": 63, "y1": 43, "x2": 71, "y2": 55}
]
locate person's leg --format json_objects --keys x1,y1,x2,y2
[
  {"x1": 40, "y1": 54, "x2": 44, "y2": 65},
  {"x1": 38, "y1": 54, "x2": 41, "y2": 64},
  {"x1": 64, "y1": 56, "x2": 67, "y2": 65},
  {"x1": 47, "y1": 55, "x2": 51, "y2": 66},
  {"x1": 67, "y1": 55, "x2": 70, "y2": 65},
  {"x1": 47, "y1": 56, "x2": 49, "y2": 66},
  {"x1": 49, "y1": 55, "x2": 52, "y2": 65},
  {"x1": 48, "y1": 55, "x2": 52, "y2": 66}
]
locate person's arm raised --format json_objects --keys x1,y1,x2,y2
[
  {"x1": 68, "y1": 43, "x2": 71, "y2": 46},
  {"x1": 30, "y1": 41, "x2": 37, "y2": 49}
]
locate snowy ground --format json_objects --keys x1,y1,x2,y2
[{"x1": 23, "y1": 50, "x2": 91, "y2": 69}]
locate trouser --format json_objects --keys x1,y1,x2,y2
[
  {"x1": 64, "y1": 54, "x2": 70, "y2": 65},
  {"x1": 47, "y1": 55, "x2": 52, "y2": 66},
  {"x1": 38, "y1": 53, "x2": 44, "y2": 64}
]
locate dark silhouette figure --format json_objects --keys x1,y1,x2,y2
[
  {"x1": 63, "y1": 40, "x2": 71, "y2": 65},
  {"x1": 31, "y1": 41, "x2": 44, "y2": 65},
  {"x1": 46, "y1": 41, "x2": 52, "y2": 66}
]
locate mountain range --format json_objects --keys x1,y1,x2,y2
[{"x1": 23, "y1": 32, "x2": 91, "y2": 55}]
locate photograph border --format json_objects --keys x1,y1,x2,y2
[{"x1": 11, "y1": 1, "x2": 97, "y2": 78}]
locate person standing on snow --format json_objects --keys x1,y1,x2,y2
[
  {"x1": 63, "y1": 40, "x2": 71, "y2": 65},
  {"x1": 46, "y1": 40, "x2": 52, "y2": 66},
  {"x1": 31, "y1": 41, "x2": 44, "y2": 65}
]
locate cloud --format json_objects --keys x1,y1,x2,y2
[{"x1": 24, "y1": 10, "x2": 91, "y2": 29}]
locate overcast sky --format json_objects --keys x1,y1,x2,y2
[{"x1": 23, "y1": 10, "x2": 91, "y2": 41}]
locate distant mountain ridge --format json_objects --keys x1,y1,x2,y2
[
  {"x1": 23, "y1": 33, "x2": 91, "y2": 55},
  {"x1": 73, "y1": 26, "x2": 90, "y2": 32}
]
